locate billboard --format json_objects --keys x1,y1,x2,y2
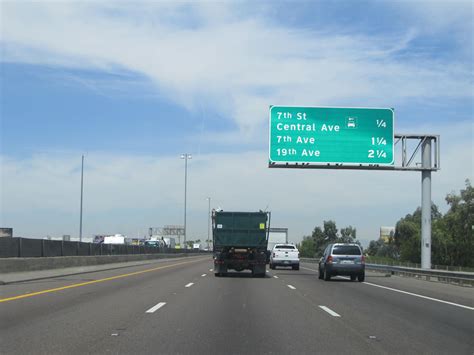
[{"x1": 380, "y1": 226, "x2": 395, "y2": 243}]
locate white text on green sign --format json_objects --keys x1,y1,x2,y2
[{"x1": 269, "y1": 106, "x2": 394, "y2": 165}]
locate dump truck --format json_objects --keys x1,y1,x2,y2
[{"x1": 212, "y1": 210, "x2": 270, "y2": 277}]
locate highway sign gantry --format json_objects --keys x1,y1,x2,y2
[{"x1": 268, "y1": 106, "x2": 394, "y2": 166}]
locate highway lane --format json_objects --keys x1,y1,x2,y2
[
  {"x1": 278, "y1": 263, "x2": 474, "y2": 354},
  {"x1": 0, "y1": 256, "x2": 210, "y2": 354},
  {"x1": 1, "y1": 257, "x2": 473, "y2": 354},
  {"x1": 300, "y1": 263, "x2": 474, "y2": 307}
]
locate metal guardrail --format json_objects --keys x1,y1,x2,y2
[{"x1": 300, "y1": 258, "x2": 474, "y2": 287}]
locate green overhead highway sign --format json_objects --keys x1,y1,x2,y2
[{"x1": 269, "y1": 106, "x2": 394, "y2": 166}]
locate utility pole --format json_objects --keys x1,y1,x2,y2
[
  {"x1": 79, "y1": 154, "x2": 84, "y2": 242},
  {"x1": 181, "y1": 153, "x2": 192, "y2": 249},
  {"x1": 207, "y1": 197, "x2": 211, "y2": 251}
]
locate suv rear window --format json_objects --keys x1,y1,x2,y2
[
  {"x1": 275, "y1": 245, "x2": 295, "y2": 249},
  {"x1": 332, "y1": 245, "x2": 361, "y2": 255}
]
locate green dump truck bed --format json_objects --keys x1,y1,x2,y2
[{"x1": 213, "y1": 211, "x2": 270, "y2": 249}]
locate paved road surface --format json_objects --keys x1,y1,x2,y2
[{"x1": 1, "y1": 256, "x2": 472, "y2": 354}]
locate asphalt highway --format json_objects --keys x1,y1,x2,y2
[{"x1": 1, "y1": 256, "x2": 473, "y2": 354}]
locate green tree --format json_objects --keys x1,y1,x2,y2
[
  {"x1": 395, "y1": 219, "x2": 420, "y2": 262},
  {"x1": 340, "y1": 226, "x2": 357, "y2": 243},
  {"x1": 299, "y1": 236, "x2": 317, "y2": 258},
  {"x1": 442, "y1": 179, "x2": 474, "y2": 267},
  {"x1": 323, "y1": 220, "x2": 338, "y2": 243},
  {"x1": 312, "y1": 226, "x2": 325, "y2": 257},
  {"x1": 370, "y1": 179, "x2": 472, "y2": 267},
  {"x1": 366, "y1": 239, "x2": 383, "y2": 256}
]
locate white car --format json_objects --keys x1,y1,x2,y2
[{"x1": 270, "y1": 244, "x2": 300, "y2": 270}]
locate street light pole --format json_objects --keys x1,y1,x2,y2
[
  {"x1": 181, "y1": 153, "x2": 192, "y2": 249},
  {"x1": 79, "y1": 154, "x2": 84, "y2": 242},
  {"x1": 207, "y1": 197, "x2": 211, "y2": 251}
]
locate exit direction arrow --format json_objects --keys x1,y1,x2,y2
[{"x1": 268, "y1": 106, "x2": 394, "y2": 166}]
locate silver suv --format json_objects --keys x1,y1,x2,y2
[{"x1": 318, "y1": 243, "x2": 365, "y2": 282}]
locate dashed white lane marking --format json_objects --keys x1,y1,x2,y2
[
  {"x1": 146, "y1": 302, "x2": 167, "y2": 313},
  {"x1": 201, "y1": 274, "x2": 207, "y2": 277},
  {"x1": 209, "y1": 269, "x2": 213, "y2": 272},
  {"x1": 266, "y1": 270, "x2": 270, "y2": 273},
  {"x1": 301, "y1": 264, "x2": 474, "y2": 311},
  {"x1": 273, "y1": 275, "x2": 279, "y2": 279},
  {"x1": 319, "y1": 305, "x2": 341, "y2": 317},
  {"x1": 287, "y1": 285, "x2": 296, "y2": 290},
  {"x1": 185, "y1": 283, "x2": 194, "y2": 288}
]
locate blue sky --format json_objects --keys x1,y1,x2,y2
[{"x1": 1, "y1": 1, "x2": 472, "y2": 245}]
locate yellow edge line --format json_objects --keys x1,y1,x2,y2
[{"x1": 0, "y1": 257, "x2": 206, "y2": 303}]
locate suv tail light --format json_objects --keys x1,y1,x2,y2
[
  {"x1": 326, "y1": 255, "x2": 333, "y2": 264},
  {"x1": 272, "y1": 253, "x2": 275, "y2": 258},
  {"x1": 361, "y1": 255, "x2": 366, "y2": 264}
]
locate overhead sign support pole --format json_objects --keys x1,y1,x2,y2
[{"x1": 421, "y1": 139, "x2": 432, "y2": 269}]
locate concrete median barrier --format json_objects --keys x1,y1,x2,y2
[{"x1": 0, "y1": 253, "x2": 199, "y2": 274}]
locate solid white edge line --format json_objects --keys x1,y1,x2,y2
[
  {"x1": 146, "y1": 302, "x2": 166, "y2": 313},
  {"x1": 185, "y1": 283, "x2": 194, "y2": 288},
  {"x1": 363, "y1": 282, "x2": 474, "y2": 311},
  {"x1": 319, "y1": 305, "x2": 341, "y2": 317},
  {"x1": 301, "y1": 265, "x2": 474, "y2": 311},
  {"x1": 287, "y1": 285, "x2": 296, "y2": 290}
]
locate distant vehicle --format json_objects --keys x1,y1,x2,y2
[
  {"x1": 213, "y1": 210, "x2": 270, "y2": 277},
  {"x1": 93, "y1": 235, "x2": 106, "y2": 243},
  {"x1": 318, "y1": 243, "x2": 365, "y2": 282},
  {"x1": 103, "y1": 234, "x2": 126, "y2": 244},
  {"x1": 270, "y1": 244, "x2": 299, "y2": 270},
  {"x1": 193, "y1": 243, "x2": 201, "y2": 251},
  {"x1": 145, "y1": 239, "x2": 163, "y2": 247}
]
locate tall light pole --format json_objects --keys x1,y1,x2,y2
[
  {"x1": 79, "y1": 154, "x2": 84, "y2": 242},
  {"x1": 206, "y1": 197, "x2": 211, "y2": 251},
  {"x1": 181, "y1": 153, "x2": 192, "y2": 249}
]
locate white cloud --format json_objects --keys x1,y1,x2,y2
[
  {"x1": 1, "y1": 1, "x2": 472, "y2": 245},
  {"x1": 1, "y1": 1, "x2": 472, "y2": 140}
]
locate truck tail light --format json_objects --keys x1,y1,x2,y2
[{"x1": 327, "y1": 255, "x2": 333, "y2": 264}]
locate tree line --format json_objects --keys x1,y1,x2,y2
[
  {"x1": 366, "y1": 179, "x2": 473, "y2": 267},
  {"x1": 297, "y1": 180, "x2": 472, "y2": 267},
  {"x1": 298, "y1": 221, "x2": 359, "y2": 258}
]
